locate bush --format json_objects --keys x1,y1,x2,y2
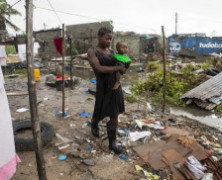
[{"x1": 131, "y1": 64, "x2": 206, "y2": 106}]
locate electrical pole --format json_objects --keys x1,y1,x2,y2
[
  {"x1": 175, "y1": 12, "x2": 178, "y2": 34},
  {"x1": 26, "y1": 0, "x2": 47, "y2": 179}
]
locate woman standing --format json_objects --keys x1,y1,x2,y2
[
  {"x1": 88, "y1": 27, "x2": 126, "y2": 154},
  {"x1": 0, "y1": 63, "x2": 20, "y2": 179}
]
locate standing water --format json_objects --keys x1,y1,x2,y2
[{"x1": 170, "y1": 105, "x2": 222, "y2": 131}]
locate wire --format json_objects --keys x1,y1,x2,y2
[
  {"x1": 33, "y1": 4, "x2": 156, "y2": 33},
  {"x1": 10, "y1": 0, "x2": 22, "y2": 7},
  {"x1": 46, "y1": 0, "x2": 62, "y2": 24}
]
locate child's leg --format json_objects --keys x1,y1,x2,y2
[{"x1": 112, "y1": 71, "x2": 121, "y2": 90}]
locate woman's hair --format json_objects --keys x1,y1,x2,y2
[{"x1": 98, "y1": 27, "x2": 112, "y2": 37}]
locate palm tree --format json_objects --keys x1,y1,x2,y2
[{"x1": 0, "y1": 0, "x2": 21, "y2": 32}]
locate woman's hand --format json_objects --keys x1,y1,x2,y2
[{"x1": 118, "y1": 66, "x2": 126, "y2": 75}]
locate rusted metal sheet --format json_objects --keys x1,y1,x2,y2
[{"x1": 181, "y1": 72, "x2": 222, "y2": 110}]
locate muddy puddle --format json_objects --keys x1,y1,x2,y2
[{"x1": 170, "y1": 105, "x2": 222, "y2": 131}]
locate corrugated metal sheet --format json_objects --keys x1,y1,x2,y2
[{"x1": 181, "y1": 72, "x2": 222, "y2": 110}]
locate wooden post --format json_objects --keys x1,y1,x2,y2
[
  {"x1": 62, "y1": 24, "x2": 65, "y2": 116},
  {"x1": 26, "y1": 0, "x2": 47, "y2": 179},
  {"x1": 69, "y1": 35, "x2": 73, "y2": 89},
  {"x1": 161, "y1": 26, "x2": 166, "y2": 116}
]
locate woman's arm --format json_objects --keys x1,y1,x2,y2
[{"x1": 87, "y1": 48, "x2": 126, "y2": 74}]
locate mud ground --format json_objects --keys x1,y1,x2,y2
[{"x1": 4, "y1": 74, "x2": 222, "y2": 180}]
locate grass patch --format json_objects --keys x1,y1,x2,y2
[
  {"x1": 130, "y1": 64, "x2": 207, "y2": 106},
  {"x1": 5, "y1": 69, "x2": 27, "y2": 77}
]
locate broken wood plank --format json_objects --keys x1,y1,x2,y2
[{"x1": 7, "y1": 91, "x2": 29, "y2": 96}]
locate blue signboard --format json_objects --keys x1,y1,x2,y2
[
  {"x1": 168, "y1": 35, "x2": 222, "y2": 56},
  {"x1": 196, "y1": 37, "x2": 222, "y2": 55}
]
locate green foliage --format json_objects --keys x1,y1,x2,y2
[
  {"x1": 146, "y1": 61, "x2": 162, "y2": 72},
  {"x1": 131, "y1": 65, "x2": 206, "y2": 106},
  {"x1": 5, "y1": 45, "x2": 16, "y2": 54},
  {"x1": 72, "y1": 42, "x2": 79, "y2": 55},
  {"x1": 206, "y1": 57, "x2": 215, "y2": 66},
  {"x1": 5, "y1": 69, "x2": 27, "y2": 77},
  {"x1": 0, "y1": 0, "x2": 21, "y2": 31},
  {"x1": 216, "y1": 105, "x2": 222, "y2": 112},
  {"x1": 125, "y1": 94, "x2": 138, "y2": 103}
]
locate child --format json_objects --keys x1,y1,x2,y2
[{"x1": 113, "y1": 42, "x2": 132, "y2": 90}]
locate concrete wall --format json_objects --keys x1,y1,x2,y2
[
  {"x1": 66, "y1": 21, "x2": 113, "y2": 54},
  {"x1": 34, "y1": 29, "x2": 61, "y2": 58}
]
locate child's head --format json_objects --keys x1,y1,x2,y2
[{"x1": 116, "y1": 42, "x2": 128, "y2": 55}]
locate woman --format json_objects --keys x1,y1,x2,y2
[
  {"x1": 88, "y1": 27, "x2": 126, "y2": 154},
  {"x1": 0, "y1": 63, "x2": 20, "y2": 179}
]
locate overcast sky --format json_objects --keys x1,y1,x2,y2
[{"x1": 6, "y1": 0, "x2": 222, "y2": 37}]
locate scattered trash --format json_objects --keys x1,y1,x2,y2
[
  {"x1": 122, "y1": 87, "x2": 132, "y2": 95},
  {"x1": 90, "y1": 79, "x2": 96, "y2": 84},
  {"x1": 52, "y1": 107, "x2": 57, "y2": 111},
  {"x1": 118, "y1": 129, "x2": 131, "y2": 136},
  {"x1": 58, "y1": 155, "x2": 67, "y2": 161},
  {"x1": 79, "y1": 153, "x2": 89, "y2": 159},
  {"x1": 82, "y1": 159, "x2": 96, "y2": 166},
  {"x1": 195, "y1": 68, "x2": 204, "y2": 74},
  {"x1": 213, "y1": 148, "x2": 222, "y2": 154},
  {"x1": 207, "y1": 149, "x2": 214, "y2": 154},
  {"x1": 135, "y1": 119, "x2": 164, "y2": 130},
  {"x1": 88, "y1": 87, "x2": 96, "y2": 96},
  {"x1": 147, "y1": 102, "x2": 152, "y2": 112},
  {"x1": 129, "y1": 131, "x2": 151, "y2": 142},
  {"x1": 58, "y1": 144, "x2": 70, "y2": 150},
  {"x1": 79, "y1": 111, "x2": 91, "y2": 118},
  {"x1": 85, "y1": 145, "x2": 93, "y2": 150},
  {"x1": 201, "y1": 173, "x2": 213, "y2": 180},
  {"x1": 56, "y1": 133, "x2": 73, "y2": 143},
  {"x1": 16, "y1": 108, "x2": 30, "y2": 113},
  {"x1": 135, "y1": 165, "x2": 143, "y2": 171},
  {"x1": 82, "y1": 90, "x2": 88, "y2": 95},
  {"x1": 9, "y1": 74, "x2": 19, "y2": 78},
  {"x1": 69, "y1": 123, "x2": 76, "y2": 127},
  {"x1": 55, "y1": 112, "x2": 69, "y2": 116},
  {"x1": 119, "y1": 155, "x2": 129, "y2": 161}
]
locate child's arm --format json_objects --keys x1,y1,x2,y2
[{"x1": 112, "y1": 71, "x2": 121, "y2": 90}]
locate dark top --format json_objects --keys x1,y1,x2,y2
[{"x1": 92, "y1": 49, "x2": 125, "y2": 120}]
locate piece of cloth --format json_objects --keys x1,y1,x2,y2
[
  {"x1": 0, "y1": 66, "x2": 21, "y2": 180},
  {"x1": 54, "y1": 37, "x2": 63, "y2": 55},
  {"x1": 92, "y1": 49, "x2": 125, "y2": 120},
  {"x1": 0, "y1": 45, "x2": 7, "y2": 66},
  {"x1": 0, "y1": 65, "x2": 4, "y2": 90},
  {"x1": 18, "y1": 43, "x2": 40, "y2": 61}
]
